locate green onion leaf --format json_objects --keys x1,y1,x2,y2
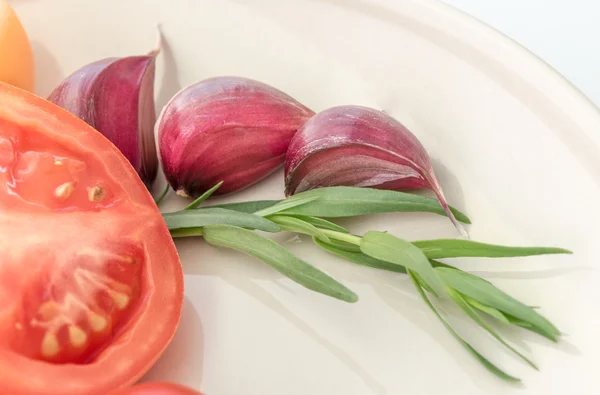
[
  {"x1": 435, "y1": 267, "x2": 560, "y2": 341},
  {"x1": 361, "y1": 231, "x2": 445, "y2": 296},
  {"x1": 184, "y1": 181, "x2": 223, "y2": 210},
  {"x1": 202, "y1": 225, "x2": 358, "y2": 303},
  {"x1": 413, "y1": 239, "x2": 572, "y2": 259},
  {"x1": 408, "y1": 271, "x2": 520, "y2": 382},
  {"x1": 448, "y1": 288, "x2": 538, "y2": 370},
  {"x1": 279, "y1": 187, "x2": 470, "y2": 223},
  {"x1": 164, "y1": 208, "x2": 280, "y2": 235}
]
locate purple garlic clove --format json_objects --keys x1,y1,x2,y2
[
  {"x1": 284, "y1": 105, "x2": 467, "y2": 236},
  {"x1": 157, "y1": 76, "x2": 314, "y2": 198},
  {"x1": 48, "y1": 38, "x2": 160, "y2": 188}
]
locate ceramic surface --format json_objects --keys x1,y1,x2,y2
[{"x1": 13, "y1": 0, "x2": 600, "y2": 394}]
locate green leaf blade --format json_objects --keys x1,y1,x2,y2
[
  {"x1": 254, "y1": 196, "x2": 320, "y2": 217},
  {"x1": 202, "y1": 200, "x2": 282, "y2": 214},
  {"x1": 408, "y1": 271, "x2": 520, "y2": 382},
  {"x1": 202, "y1": 225, "x2": 358, "y2": 303},
  {"x1": 414, "y1": 239, "x2": 572, "y2": 259},
  {"x1": 169, "y1": 227, "x2": 204, "y2": 237},
  {"x1": 503, "y1": 314, "x2": 556, "y2": 341},
  {"x1": 281, "y1": 187, "x2": 470, "y2": 223},
  {"x1": 268, "y1": 215, "x2": 331, "y2": 242},
  {"x1": 289, "y1": 215, "x2": 349, "y2": 233},
  {"x1": 184, "y1": 181, "x2": 223, "y2": 210},
  {"x1": 163, "y1": 208, "x2": 280, "y2": 234},
  {"x1": 448, "y1": 289, "x2": 538, "y2": 370},
  {"x1": 318, "y1": 238, "x2": 362, "y2": 253},
  {"x1": 314, "y1": 237, "x2": 406, "y2": 273},
  {"x1": 361, "y1": 231, "x2": 445, "y2": 296},
  {"x1": 154, "y1": 184, "x2": 170, "y2": 206},
  {"x1": 436, "y1": 267, "x2": 561, "y2": 341},
  {"x1": 462, "y1": 295, "x2": 511, "y2": 325}
]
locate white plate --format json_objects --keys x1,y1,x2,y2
[{"x1": 12, "y1": 0, "x2": 600, "y2": 394}]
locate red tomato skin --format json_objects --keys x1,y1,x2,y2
[
  {"x1": 110, "y1": 382, "x2": 202, "y2": 395},
  {"x1": 0, "y1": 82, "x2": 184, "y2": 394}
]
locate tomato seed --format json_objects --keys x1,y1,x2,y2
[
  {"x1": 41, "y1": 332, "x2": 60, "y2": 358},
  {"x1": 87, "y1": 311, "x2": 108, "y2": 332},
  {"x1": 68, "y1": 325, "x2": 88, "y2": 348},
  {"x1": 107, "y1": 290, "x2": 130, "y2": 310},
  {"x1": 118, "y1": 255, "x2": 136, "y2": 264},
  {"x1": 38, "y1": 301, "x2": 60, "y2": 321},
  {"x1": 87, "y1": 185, "x2": 106, "y2": 202},
  {"x1": 54, "y1": 182, "x2": 74, "y2": 200}
]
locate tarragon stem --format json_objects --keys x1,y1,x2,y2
[
  {"x1": 184, "y1": 181, "x2": 223, "y2": 210},
  {"x1": 154, "y1": 184, "x2": 170, "y2": 206},
  {"x1": 161, "y1": 186, "x2": 572, "y2": 382}
]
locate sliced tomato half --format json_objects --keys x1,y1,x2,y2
[
  {"x1": 109, "y1": 382, "x2": 202, "y2": 395},
  {"x1": 0, "y1": 82, "x2": 184, "y2": 395}
]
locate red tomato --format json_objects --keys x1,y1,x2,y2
[
  {"x1": 0, "y1": 82, "x2": 184, "y2": 394},
  {"x1": 110, "y1": 382, "x2": 202, "y2": 395}
]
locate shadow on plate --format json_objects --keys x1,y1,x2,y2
[
  {"x1": 469, "y1": 265, "x2": 590, "y2": 280},
  {"x1": 31, "y1": 41, "x2": 64, "y2": 98},
  {"x1": 430, "y1": 156, "x2": 466, "y2": 216},
  {"x1": 156, "y1": 30, "x2": 182, "y2": 113},
  {"x1": 175, "y1": 233, "x2": 576, "y2": 392},
  {"x1": 140, "y1": 296, "x2": 205, "y2": 388}
]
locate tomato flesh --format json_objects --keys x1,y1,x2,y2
[
  {"x1": 0, "y1": 82, "x2": 183, "y2": 394},
  {"x1": 0, "y1": 118, "x2": 122, "y2": 212},
  {"x1": 110, "y1": 382, "x2": 202, "y2": 395},
  {"x1": 1, "y1": 118, "x2": 145, "y2": 364},
  {"x1": 9, "y1": 239, "x2": 144, "y2": 364}
]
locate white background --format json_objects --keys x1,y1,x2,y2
[{"x1": 442, "y1": 0, "x2": 600, "y2": 106}]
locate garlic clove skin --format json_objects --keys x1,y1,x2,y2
[
  {"x1": 91, "y1": 54, "x2": 159, "y2": 188},
  {"x1": 157, "y1": 76, "x2": 314, "y2": 198},
  {"x1": 284, "y1": 105, "x2": 467, "y2": 236},
  {"x1": 47, "y1": 46, "x2": 160, "y2": 189},
  {"x1": 47, "y1": 58, "x2": 115, "y2": 123}
]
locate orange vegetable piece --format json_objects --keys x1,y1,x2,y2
[{"x1": 0, "y1": 0, "x2": 34, "y2": 91}]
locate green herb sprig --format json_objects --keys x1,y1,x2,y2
[{"x1": 163, "y1": 184, "x2": 571, "y2": 382}]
